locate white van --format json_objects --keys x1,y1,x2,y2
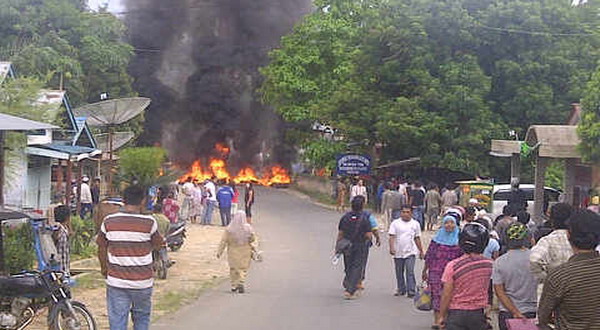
[{"x1": 491, "y1": 184, "x2": 561, "y2": 217}]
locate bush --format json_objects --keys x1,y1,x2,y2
[
  {"x1": 4, "y1": 222, "x2": 36, "y2": 274},
  {"x1": 70, "y1": 216, "x2": 97, "y2": 259}
]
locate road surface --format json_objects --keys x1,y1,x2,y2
[{"x1": 152, "y1": 187, "x2": 432, "y2": 330}]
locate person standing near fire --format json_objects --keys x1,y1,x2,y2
[
  {"x1": 202, "y1": 177, "x2": 217, "y2": 225},
  {"x1": 217, "y1": 182, "x2": 235, "y2": 226},
  {"x1": 245, "y1": 183, "x2": 255, "y2": 224}
]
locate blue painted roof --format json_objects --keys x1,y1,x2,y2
[{"x1": 37, "y1": 143, "x2": 98, "y2": 155}]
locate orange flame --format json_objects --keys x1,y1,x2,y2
[
  {"x1": 178, "y1": 144, "x2": 292, "y2": 186},
  {"x1": 263, "y1": 165, "x2": 292, "y2": 185},
  {"x1": 215, "y1": 143, "x2": 230, "y2": 156},
  {"x1": 233, "y1": 167, "x2": 260, "y2": 184},
  {"x1": 209, "y1": 158, "x2": 230, "y2": 180}
]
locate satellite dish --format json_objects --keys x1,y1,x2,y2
[
  {"x1": 95, "y1": 132, "x2": 135, "y2": 152},
  {"x1": 73, "y1": 97, "x2": 151, "y2": 126}
]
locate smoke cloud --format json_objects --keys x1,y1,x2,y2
[{"x1": 123, "y1": 0, "x2": 312, "y2": 170}]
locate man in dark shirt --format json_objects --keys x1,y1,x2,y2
[
  {"x1": 409, "y1": 181, "x2": 426, "y2": 230},
  {"x1": 336, "y1": 195, "x2": 373, "y2": 300},
  {"x1": 538, "y1": 210, "x2": 600, "y2": 330}
]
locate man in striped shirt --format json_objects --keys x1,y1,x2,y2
[
  {"x1": 440, "y1": 223, "x2": 493, "y2": 330},
  {"x1": 538, "y1": 210, "x2": 600, "y2": 330},
  {"x1": 97, "y1": 185, "x2": 165, "y2": 330}
]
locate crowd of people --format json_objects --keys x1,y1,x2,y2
[
  {"x1": 335, "y1": 185, "x2": 600, "y2": 330},
  {"x1": 153, "y1": 177, "x2": 256, "y2": 226}
]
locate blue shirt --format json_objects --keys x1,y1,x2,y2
[
  {"x1": 483, "y1": 238, "x2": 500, "y2": 259},
  {"x1": 216, "y1": 186, "x2": 235, "y2": 208}
]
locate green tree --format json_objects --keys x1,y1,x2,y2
[
  {"x1": 580, "y1": 68, "x2": 600, "y2": 162},
  {"x1": 118, "y1": 147, "x2": 168, "y2": 189},
  {"x1": 261, "y1": 0, "x2": 600, "y2": 177},
  {"x1": 0, "y1": 0, "x2": 135, "y2": 106}
]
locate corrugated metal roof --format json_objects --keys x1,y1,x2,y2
[{"x1": 0, "y1": 113, "x2": 57, "y2": 131}]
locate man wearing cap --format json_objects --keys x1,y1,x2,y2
[
  {"x1": 492, "y1": 223, "x2": 538, "y2": 330},
  {"x1": 80, "y1": 176, "x2": 93, "y2": 219}
]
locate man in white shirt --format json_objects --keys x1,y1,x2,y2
[
  {"x1": 389, "y1": 205, "x2": 424, "y2": 297},
  {"x1": 80, "y1": 176, "x2": 93, "y2": 219},
  {"x1": 201, "y1": 177, "x2": 217, "y2": 225},
  {"x1": 350, "y1": 179, "x2": 368, "y2": 203}
]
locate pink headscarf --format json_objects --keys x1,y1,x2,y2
[{"x1": 227, "y1": 211, "x2": 254, "y2": 245}]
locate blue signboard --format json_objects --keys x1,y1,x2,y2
[{"x1": 336, "y1": 154, "x2": 372, "y2": 175}]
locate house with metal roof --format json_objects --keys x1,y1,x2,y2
[{"x1": 1, "y1": 64, "x2": 102, "y2": 211}]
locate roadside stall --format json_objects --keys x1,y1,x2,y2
[{"x1": 455, "y1": 180, "x2": 494, "y2": 212}]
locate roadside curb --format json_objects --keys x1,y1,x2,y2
[{"x1": 284, "y1": 187, "x2": 337, "y2": 211}]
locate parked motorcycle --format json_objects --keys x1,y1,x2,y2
[
  {"x1": 166, "y1": 220, "x2": 186, "y2": 252},
  {"x1": 0, "y1": 211, "x2": 97, "y2": 330}
]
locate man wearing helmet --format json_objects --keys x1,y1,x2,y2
[{"x1": 439, "y1": 222, "x2": 493, "y2": 330}]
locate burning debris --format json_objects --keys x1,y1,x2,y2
[{"x1": 178, "y1": 144, "x2": 291, "y2": 186}]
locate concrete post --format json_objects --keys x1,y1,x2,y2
[
  {"x1": 511, "y1": 153, "x2": 520, "y2": 181},
  {"x1": 564, "y1": 159, "x2": 577, "y2": 206},
  {"x1": 534, "y1": 157, "x2": 549, "y2": 223}
]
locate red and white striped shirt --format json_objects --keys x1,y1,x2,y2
[
  {"x1": 441, "y1": 254, "x2": 493, "y2": 310},
  {"x1": 97, "y1": 212, "x2": 165, "y2": 289}
]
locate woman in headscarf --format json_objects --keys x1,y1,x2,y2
[
  {"x1": 422, "y1": 212, "x2": 463, "y2": 329},
  {"x1": 217, "y1": 211, "x2": 258, "y2": 293}
]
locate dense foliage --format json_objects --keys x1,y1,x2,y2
[
  {"x1": 118, "y1": 147, "x2": 168, "y2": 189},
  {"x1": 0, "y1": 0, "x2": 135, "y2": 105},
  {"x1": 261, "y1": 0, "x2": 600, "y2": 176}
]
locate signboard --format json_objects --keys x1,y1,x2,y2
[{"x1": 336, "y1": 154, "x2": 371, "y2": 175}]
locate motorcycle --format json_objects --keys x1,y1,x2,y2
[
  {"x1": 0, "y1": 211, "x2": 97, "y2": 330},
  {"x1": 166, "y1": 220, "x2": 186, "y2": 252}
]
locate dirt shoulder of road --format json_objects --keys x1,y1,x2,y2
[{"x1": 29, "y1": 225, "x2": 230, "y2": 329}]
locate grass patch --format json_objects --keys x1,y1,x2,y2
[
  {"x1": 72, "y1": 271, "x2": 105, "y2": 290},
  {"x1": 152, "y1": 276, "x2": 227, "y2": 321},
  {"x1": 292, "y1": 184, "x2": 336, "y2": 206}
]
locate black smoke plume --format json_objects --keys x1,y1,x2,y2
[{"x1": 123, "y1": 0, "x2": 312, "y2": 171}]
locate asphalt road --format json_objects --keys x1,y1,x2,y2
[{"x1": 152, "y1": 187, "x2": 432, "y2": 330}]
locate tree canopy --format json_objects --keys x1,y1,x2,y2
[
  {"x1": 0, "y1": 0, "x2": 135, "y2": 106},
  {"x1": 261, "y1": 0, "x2": 600, "y2": 176}
]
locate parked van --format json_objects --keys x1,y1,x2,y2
[{"x1": 491, "y1": 184, "x2": 561, "y2": 217}]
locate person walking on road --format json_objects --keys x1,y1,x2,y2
[
  {"x1": 529, "y1": 202, "x2": 573, "y2": 281},
  {"x1": 425, "y1": 185, "x2": 443, "y2": 231},
  {"x1": 389, "y1": 205, "x2": 424, "y2": 298},
  {"x1": 96, "y1": 185, "x2": 166, "y2": 330},
  {"x1": 439, "y1": 222, "x2": 492, "y2": 330},
  {"x1": 441, "y1": 184, "x2": 458, "y2": 214},
  {"x1": 217, "y1": 182, "x2": 235, "y2": 226},
  {"x1": 202, "y1": 177, "x2": 217, "y2": 225},
  {"x1": 423, "y1": 212, "x2": 463, "y2": 329},
  {"x1": 80, "y1": 176, "x2": 93, "y2": 219},
  {"x1": 244, "y1": 182, "x2": 255, "y2": 223},
  {"x1": 336, "y1": 178, "x2": 347, "y2": 212},
  {"x1": 217, "y1": 211, "x2": 258, "y2": 293},
  {"x1": 409, "y1": 181, "x2": 426, "y2": 229},
  {"x1": 336, "y1": 196, "x2": 373, "y2": 300},
  {"x1": 492, "y1": 223, "x2": 537, "y2": 330},
  {"x1": 350, "y1": 179, "x2": 368, "y2": 204},
  {"x1": 537, "y1": 210, "x2": 600, "y2": 330},
  {"x1": 381, "y1": 182, "x2": 404, "y2": 231}
]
